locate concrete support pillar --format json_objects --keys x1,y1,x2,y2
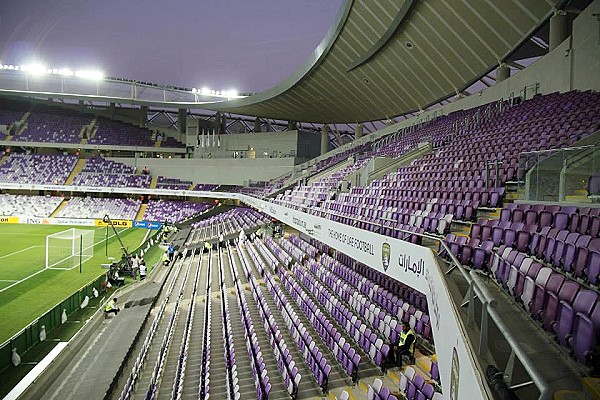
[
  {"x1": 355, "y1": 123, "x2": 363, "y2": 139},
  {"x1": 178, "y1": 108, "x2": 187, "y2": 134},
  {"x1": 109, "y1": 102, "x2": 116, "y2": 118},
  {"x1": 214, "y1": 112, "x2": 222, "y2": 133},
  {"x1": 254, "y1": 118, "x2": 261, "y2": 133},
  {"x1": 550, "y1": 10, "x2": 569, "y2": 51},
  {"x1": 321, "y1": 124, "x2": 330, "y2": 155},
  {"x1": 139, "y1": 105, "x2": 148, "y2": 128},
  {"x1": 221, "y1": 113, "x2": 227, "y2": 135},
  {"x1": 496, "y1": 64, "x2": 510, "y2": 82}
]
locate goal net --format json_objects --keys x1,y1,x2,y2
[{"x1": 46, "y1": 228, "x2": 95, "y2": 270}]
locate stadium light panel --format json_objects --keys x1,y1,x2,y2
[
  {"x1": 201, "y1": 87, "x2": 210, "y2": 95},
  {"x1": 74, "y1": 70, "x2": 104, "y2": 80},
  {"x1": 21, "y1": 63, "x2": 48, "y2": 76},
  {"x1": 58, "y1": 68, "x2": 74, "y2": 77}
]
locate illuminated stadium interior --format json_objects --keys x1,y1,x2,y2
[{"x1": 0, "y1": 1, "x2": 599, "y2": 400}]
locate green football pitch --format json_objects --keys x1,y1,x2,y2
[{"x1": 0, "y1": 224, "x2": 148, "y2": 343}]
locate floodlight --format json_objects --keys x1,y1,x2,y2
[
  {"x1": 58, "y1": 68, "x2": 74, "y2": 77},
  {"x1": 228, "y1": 90, "x2": 238, "y2": 97},
  {"x1": 192, "y1": 87, "x2": 197, "y2": 93},
  {"x1": 7, "y1": 65, "x2": 14, "y2": 70},
  {"x1": 21, "y1": 64, "x2": 48, "y2": 75},
  {"x1": 75, "y1": 70, "x2": 104, "y2": 80},
  {"x1": 201, "y1": 87, "x2": 210, "y2": 95}
]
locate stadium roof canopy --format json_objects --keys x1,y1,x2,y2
[{"x1": 200, "y1": 0, "x2": 572, "y2": 123}]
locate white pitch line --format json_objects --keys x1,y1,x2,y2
[
  {"x1": 0, "y1": 279, "x2": 18, "y2": 282},
  {"x1": 0, "y1": 268, "x2": 48, "y2": 293},
  {"x1": 0, "y1": 245, "x2": 38, "y2": 259}
]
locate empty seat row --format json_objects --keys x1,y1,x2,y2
[
  {"x1": 490, "y1": 248, "x2": 599, "y2": 366},
  {"x1": 278, "y1": 267, "x2": 361, "y2": 382}
]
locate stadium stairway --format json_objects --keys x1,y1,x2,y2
[
  {"x1": 64, "y1": 159, "x2": 87, "y2": 185},
  {"x1": 49, "y1": 200, "x2": 68, "y2": 217},
  {"x1": 135, "y1": 204, "x2": 148, "y2": 220},
  {"x1": 271, "y1": 271, "x2": 357, "y2": 389},
  {"x1": 242, "y1": 288, "x2": 296, "y2": 399},
  {"x1": 228, "y1": 246, "x2": 291, "y2": 400},
  {"x1": 150, "y1": 175, "x2": 158, "y2": 189},
  {"x1": 178, "y1": 257, "x2": 209, "y2": 399}
]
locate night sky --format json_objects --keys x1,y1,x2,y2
[{"x1": 0, "y1": 0, "x2": 343, "y2": 93}]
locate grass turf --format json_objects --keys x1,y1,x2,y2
[{"x1": 0, "y1": 224, "x2": 148, "y2": 343}]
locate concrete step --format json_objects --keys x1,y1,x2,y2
[
  {"x1": 49, "y1": 200, "x2": 69, "y2": 217},
  {"x1": 278, "y1": 282, "x2": 353, "y2": 391},
  {"x1": 208, "y1": 294, "x2": 228, "y2": 399},
  {"x1": 135, "y1": 204, "x2": 148, "y2": 221},
  {"x1": 65, "y1": 158, "x2": 87, "y2": 185}
]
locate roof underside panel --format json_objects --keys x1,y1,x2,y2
[{"x1": 202, "y1": 0, "x2": 561, "y2": 123}]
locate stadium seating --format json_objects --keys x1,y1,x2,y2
[
  {"x1": 13, "y1": 112, "x2": 90, "y2": 144},
  {"x1": 0, "y1": 109, "x2": 25, "y2": 127},
  {"x1": 57, "y1": 197, "x2": 140, "y2": 220},
  {"x1": 88, "y1": 118, "x2": 156, "y2": 147},
  {"x1": 0, "y1": 194, "x2": 62, "y2": 217},
  {"x1": 143, "y1": 200, "x2": 212, "y2": 223},
  {"x1": 73, "y1": 157, "x2": 151, "y2": 188},
  {"x1": 274, "y1": 91, "x2": 600, "y2": 243},
  {"x1": 156, "y1": 176, "x2": 192, "y2": 190},
  {"x1": 82, "y1": 156, "x2": 136, "y2": 174},
  {"x1": 187, "y1": 208, "x2": 269, "y2": 245},
  {"x1": 0, "y1": 154, "x2": 77, "y2": 185},
  {"x1": 192, "y1": 183, "x2": 220, "y2": 191}
]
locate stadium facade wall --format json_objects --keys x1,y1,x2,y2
[
  {"x1": 191, "y1": 129, "x2": 321, "y2": 161},
  {"x1": 109, "y1": 156, "x2": 296, "y2": 185}
]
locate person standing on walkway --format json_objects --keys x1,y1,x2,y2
[
  {"x1": 139, "y1": 260, "x2": 147, "y2": 280},
  {"x1": 168, "y1": 244, "x2": 175, "y2": 261}
]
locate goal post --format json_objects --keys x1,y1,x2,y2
[{"x1": 45, "y1": 228, "x2": 95, "y2": 270}]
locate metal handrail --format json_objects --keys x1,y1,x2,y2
[{"x1": 519, "y1": 142, "x2": 599, "y2": 156}]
